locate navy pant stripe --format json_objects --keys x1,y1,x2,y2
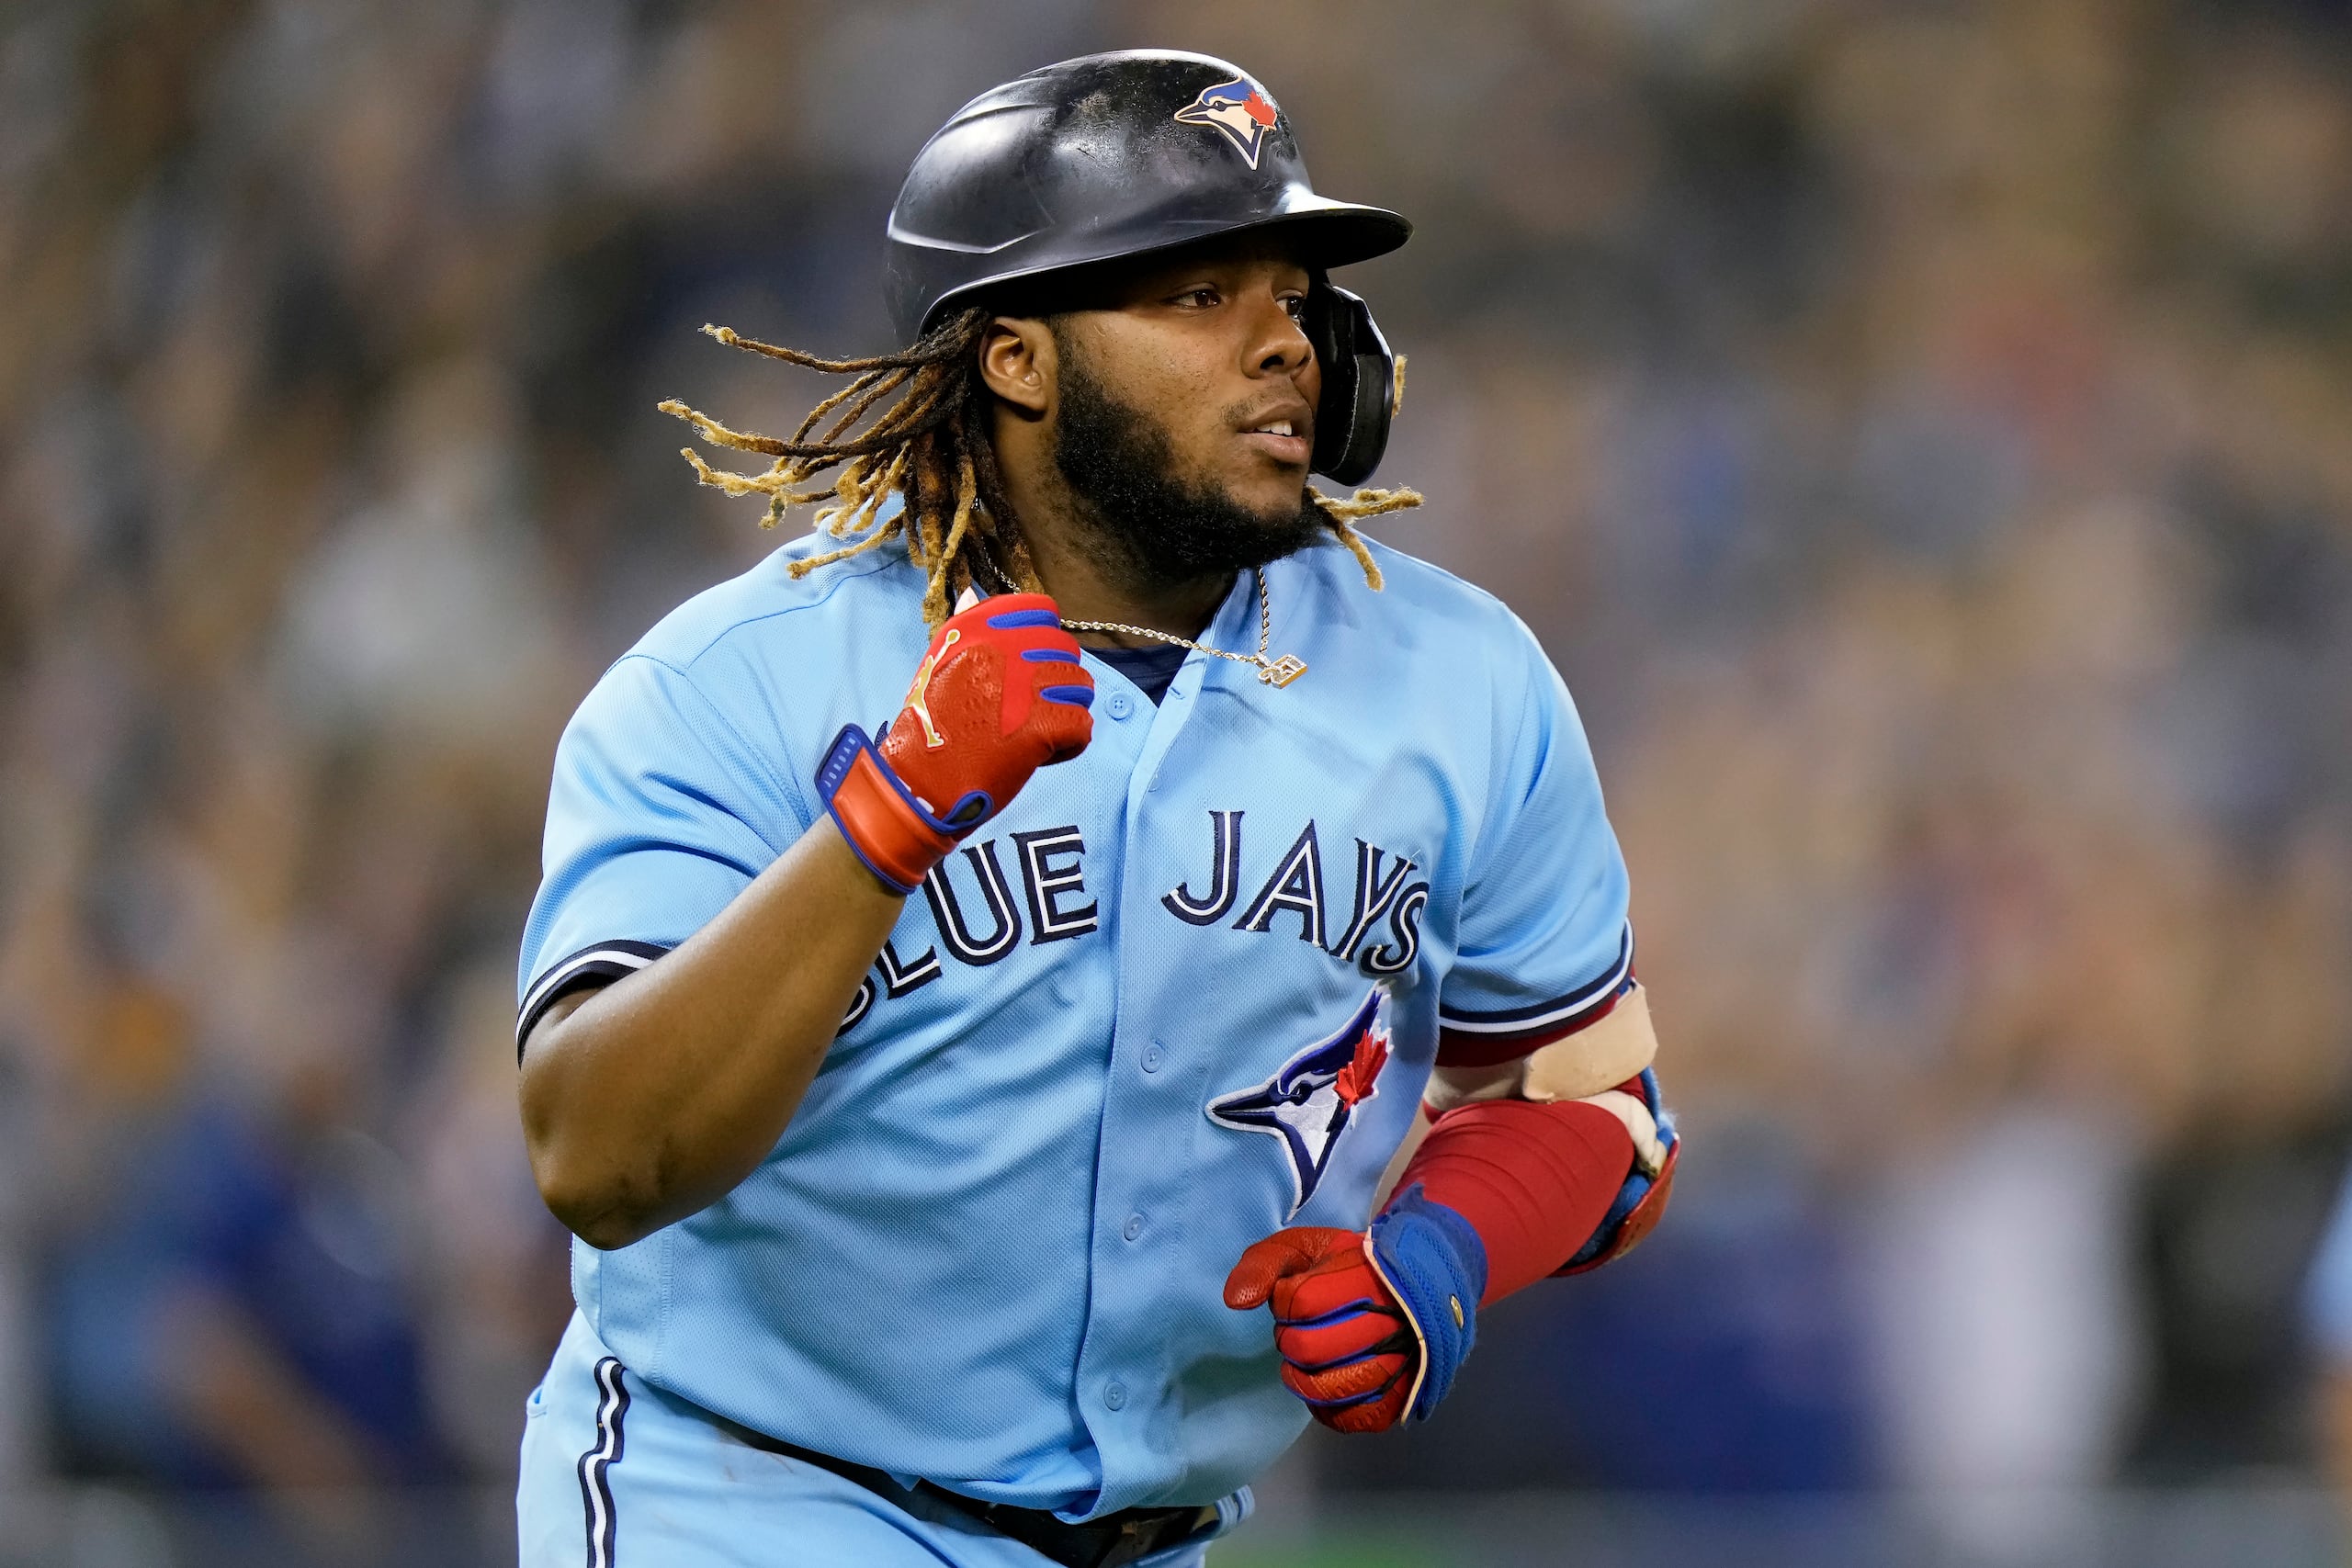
[{"x1": 576, "y1": 1355, "x2": 630, "y2": 1568}]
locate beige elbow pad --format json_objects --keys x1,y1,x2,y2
[
  {"x1": 1422, "y1": 984, "x2": 1667, "y2": 1173},
  {"x1": 1520, "y1": 983, "x2": 1657, "y2": 1102}
]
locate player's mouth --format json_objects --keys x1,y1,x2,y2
[{"x1": 1238, "y1": 405, "x2": 1313, "y2": 466}]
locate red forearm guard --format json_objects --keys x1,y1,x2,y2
[{"x1": 1392, "y1": 1097, "x2": 1639, "y2": 1303}]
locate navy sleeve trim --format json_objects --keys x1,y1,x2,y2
[
  {"x1": 517, "y1": 939, "x2": 673, "y2": 1057},
  {"x1": 1437, "y1": 924, "x2": 1634, "y2": 1035}
]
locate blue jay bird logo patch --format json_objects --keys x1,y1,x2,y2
[
  {"x1": 1173, "y1": 76, "x2": 1281, "y2": 169},
  {"x1": 1208, "y1": 989, "x2": 1393, "y2": 1217}
]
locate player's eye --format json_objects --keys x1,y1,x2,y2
[
  {"x1": 1281, "y1": 295, "x2": 1307, "y2": 324},
  {"x1": 1172, "y1": 286, "x2": 1221, "y2": 309}
]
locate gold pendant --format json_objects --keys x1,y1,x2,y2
[{"x1": 1259, "y1": 655, "x2": 1308, "y2": 688}]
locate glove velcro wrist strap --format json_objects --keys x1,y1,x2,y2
[
  {"x1": 1363, "y1": 1186, "x2": 1487, "y2": 1425},
  {"x1": 816, "y1": 725, "x2": 960, "y2": 896}
]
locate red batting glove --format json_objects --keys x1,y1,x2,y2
[
  {"x1": 1222, "y1": 1228, "x2": 1416, "y2": 1434},
  {"x1": 816, "y1": 593, "x2": 1093, "y2": 894}
]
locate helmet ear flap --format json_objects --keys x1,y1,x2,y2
[{"x1": 1306, "y1": 282, "x2": 1396, "y2": 486}]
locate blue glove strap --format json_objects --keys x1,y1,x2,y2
[{"x1": 1365, "y1": 1185, "x2": 1487, "y2": 1424}]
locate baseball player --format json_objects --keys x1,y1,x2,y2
[{"x1": 514, "y1": 51, "x2": 1677, "y2": 1568}]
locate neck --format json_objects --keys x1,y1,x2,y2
[
  {"x1": 1018, "y1": 515, "x2": 1235, "y2": 645},
  {"x1": 991, "y1": 421, "x2": 1232, "y2": 645}
]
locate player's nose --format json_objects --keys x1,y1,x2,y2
[{"x1": 1246, "y1": 291, "x2": 1314, "y2": 379}]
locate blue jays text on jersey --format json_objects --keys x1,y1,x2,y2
[{"x1": 515, "y1": 527, "x2": 1634, "y2": 1522}]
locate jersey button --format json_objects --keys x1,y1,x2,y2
[
  {"x1": 1122, "y1": 1213, "x2": 1146, "y2": 1242},
  {"x1": 1106, "y1": 692, "x2": 1134, "y2": 720},
  {"x1": 1104, "y1": 1382, "x2": 1127, "y2": 1410},
  {"x1": 1140, "y1": 1044, "x2": 1165, "y2": 1074}
]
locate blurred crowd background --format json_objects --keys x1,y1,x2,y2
[{"x1": 6, "y1": 0, "x2": 2352, "y2": 1563}]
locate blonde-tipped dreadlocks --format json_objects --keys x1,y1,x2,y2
[{"x1": 659, "y1": 310, "x2": 1423, "y2": 628}]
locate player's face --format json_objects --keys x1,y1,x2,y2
[{"x1": 1052, "y1": 240, "x2": 1325, "y2": 525}]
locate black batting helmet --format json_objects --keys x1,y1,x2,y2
[{"x1": 885, "y1": 51, "x2": 1412, "y2": 486}]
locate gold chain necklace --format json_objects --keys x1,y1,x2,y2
[{"x1": 1060, "y1": 568, "x2": 1307, "y2": 688}]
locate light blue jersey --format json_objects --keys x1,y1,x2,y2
[{"x1": 516, "y1": 528, "x2": 1632, "y2": 1522}]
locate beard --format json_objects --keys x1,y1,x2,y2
[{"x1": 1049, "y1": 343, "x2": 1325, "y2": 592}]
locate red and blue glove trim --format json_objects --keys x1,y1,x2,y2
[{"x1": 814, "y1": 723, "x2": 968, "y2": 896}]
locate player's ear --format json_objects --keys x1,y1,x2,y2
[{"x1": 978, "y1": 317, "x2": 1054, "y2": 419}]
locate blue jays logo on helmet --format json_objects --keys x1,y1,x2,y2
[
  {"x1": 1207, "y1": 988, "x2": 1393, "y2": 1217},
  {"x1": 1172, "y1": 75, "x2": 1282, "y2": 169}
]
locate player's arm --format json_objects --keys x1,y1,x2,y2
[
  {"x1": 520, "y1": 817, "x2": 905, "y2": 1250},
  {"x1": 1227, "y1": 614, "x2": 1672, "y2": 1432},
  {"x1": 1412, "y1": 977, "x2": 1675, "y2": 1287},
  {"x1": 1226, "y1": 981, "x2": 1674, "y2": 1432},
  {"x1": 520, "y1": 593, "x2": 1093, "y2": 1251}
]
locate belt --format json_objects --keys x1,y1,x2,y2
[{"x1": 729, "y1": 1426, "x2": 1215, "y2": 1568}]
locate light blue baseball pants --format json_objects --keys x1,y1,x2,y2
[{"x1": 518, "y1": 1312, "x2": 1243, "y2": 1567}]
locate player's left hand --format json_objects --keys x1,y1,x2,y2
[{"x1": 1222, "y1": 1185, "x2": 1487, "y2": 1434}]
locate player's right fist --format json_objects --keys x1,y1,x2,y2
[
  {"x1": 817, "y1": 592, "x2": 1093, "y2": 894},
  {"x1": 1223, "y1": 1188, "x2": 1487, "y2": 1435}
]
